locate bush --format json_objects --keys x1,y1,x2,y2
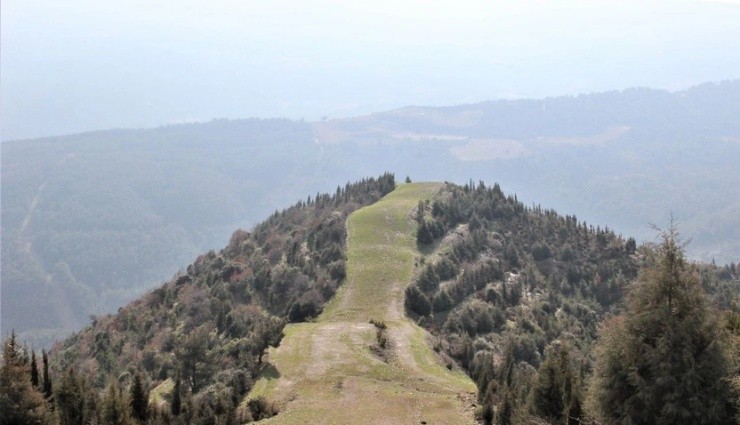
[
  {"x1": 405, "y1": 285, "x2": 432, "y2": 316},
  {"x1": 246, "y1": 397, "x2": 278, "y2": 422}
]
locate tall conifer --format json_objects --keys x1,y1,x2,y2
[
  {"x1": 0, "y1": 332, "x2": 53, "y2": 424},
  {"x1": 30, "y1": 349, "x2": 40, "y2": 388},
  {"x1": 129, "y1": 373, "x2": 149, "y2": 422},
  {"x1": 42, "y1": 349, "x2": 53, "y2": 401},
  {"x1": 588, "y1": 225, "x2": 735, "y2": 424},
  {"x1": 171, "y1": 370, "x2": 182, "y2": 416}
]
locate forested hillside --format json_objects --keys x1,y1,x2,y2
[
  {"x1": 13, "y1": 174, "x2": 395, "y2": 423},
  {"x1": 3, "y1": 81, "x2": 739, "y2": 347},
  {"x1": 1, "y1": 178, "x2": 737, "y2": 424},
  {"x1": 406, "y1": 182, "x2": 738, "y2": 423},
  {"x1": 1, "y1": 119, "x2": 325, "y2": 346}
]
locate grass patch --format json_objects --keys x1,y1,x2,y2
[
  {"x1": 247, "y1": 183, "x2": 477, "y2": 423},
  {"x1": 409, "y1": 325, "x2": 478, "y2": 391},
  {"x1": 149, "y1": 378, "x2": 173, "y2": 407}
]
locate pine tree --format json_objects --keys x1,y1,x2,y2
[
  {"x1": 0, "y1": 331, "x2": 53, "y2": 424},
  {"x1": 588, "y1": 225, "x2": 735, "y2": 424}
]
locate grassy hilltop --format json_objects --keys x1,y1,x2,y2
[{"x1": 250, "y1": 183, "x2": 477, "y2": 424}]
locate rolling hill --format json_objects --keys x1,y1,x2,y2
[{"x1": 2, "y1": 81, "x2": 739, "y2": 347}]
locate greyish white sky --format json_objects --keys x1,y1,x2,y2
[{"x1": 2, "y1": 0, "x2": 739, "y2": 140}]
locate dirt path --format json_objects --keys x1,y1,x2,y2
[
  {"x1": 249, "y1": 183, "x2": 477, "y2": 424},
  {"x1": 18, "y1": 153, "x2": 74, "y2": 237},
  {"x1": 19, "y1": 182, "x2": 46, "y2": 236},
  {"x1": 17, "y1": 153, "x2": 81, "y2": 330}
]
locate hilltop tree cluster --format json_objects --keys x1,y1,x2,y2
[
  {"x1": 408, "y1": 181, "x2": 738, "y2": 424},
  {"x1": 1, "y1": 174, "x2": 395, "y2": 424}
]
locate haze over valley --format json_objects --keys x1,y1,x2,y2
[{"x1": 3, "y1": 81, "x2": 739, "y2": 347}]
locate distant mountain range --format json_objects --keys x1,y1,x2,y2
[{"x1": 2, "y1": 80, "x2": 739, "y2": 347}]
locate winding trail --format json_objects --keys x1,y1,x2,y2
[
  {"x1": 19, "y1": 182, "x2": 46, "y2": 236},
  {"x1": 16, "y1": 152, "x2": 81, "y2": 331},
  {"x1": 249, "y1": 183, "x2": 477, "y2": 424}
]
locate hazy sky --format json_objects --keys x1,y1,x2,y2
[{"x1": 2, "y1": 0, "x2": 739, "y2": 140}]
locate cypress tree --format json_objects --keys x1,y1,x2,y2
[
  {"x1": 496, "y1": 388, "x2": 513, "y2": 425},
  {"x1": 42, "y1": 349, "x2": 53, "y2": 402},
  {"x1": 30, "y1": 349, "x2": 40, "y2": 388},
  {"x1": 171, "y1": 370, "x2": 182, "y2": 416},
  {"x1": 129, "y1": 373, "x2": 149, "y2": 422}
]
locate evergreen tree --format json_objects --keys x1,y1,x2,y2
[
  {"x1": 0, "y1": 332, "x2": 53, "y2": 424},
  {"x1": 85, "y1": 389, "x2": 102, "y2": 425},
  {"x1": 530, "y1": 341, "x2": 580, "y2": 423},
  {"x1": 42, "y1": 349, "x2": 53, "y2": 402},
  {"x1": 102, "y1": 381, "x2": 128, "y2": 425},
  {"x1": 56, "y1": 368, "x2": 86, "y2": 425},
  {"x1": 479, "y1": 401, "x2": 494, "y2": 425},
  {"x1": 404, "y1": 284, "x2": 432, "y2": 316},
  {"x1": 496, "y1": 388, "x2": 513, "y2": 425},
  {"x1": 531, "y1": 346, "x2": 565, "y2": 422},
  {"x1": 415, "y1": 200, "x2": 425, "y2": 223},
  {"x1": 129, "y1": 373, "x2": 149, "y2": 423},
  {"x1": 416, "y1": 220, "x2": 434, "y2": 245},
  {"x1": 588, "y1": 225, "x2": 735, "y2": 424},
  {"x1": 171, "y1": 370, "x2": 182, "y2": 416},
  {"x1": 567, "y1": 389, "x2": 583, "y2": 425},
  {"x1": 30, "y1": 349, "x2": 40, "y2": 388}
]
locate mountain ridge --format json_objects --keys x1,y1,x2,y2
[
  {"x1": 3, "y1": 81, "x2": 739, "y2": 347},
  {"x1": 40, "y1": 178, "x2": 738, "y2": 423}
]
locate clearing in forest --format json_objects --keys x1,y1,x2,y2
[{"x1": 249, "y1": 182, "x2": 477, "y2": 424}]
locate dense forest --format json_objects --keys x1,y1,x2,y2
[
  {"x1": 3, "y1": 81, "x2": 740, "y2": 348},
  {"x1": 1, "y1": 174, "x2": 396, "y2": 424},
  {"x1": 407, "y1": 182, "x2": 739, "y2": 424}
]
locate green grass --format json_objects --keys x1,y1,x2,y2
[
  {"x1": 248, "y1": 183, "x2": 477, "y2": 424},
  {"x1": 322, "y1": 182, "x2": 440, "y2": 322},
  {"x1": 149, "y1": 378, "x2": 173, "y2": 408}
]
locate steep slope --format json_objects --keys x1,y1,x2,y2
[
  {"x1": 49, "y1": 175, "x2": 397, "y2": 423},
  {"x1": 1, "y1": 119, "x2": 325, "y2": 346},
  {"x1": 249, "y1": 183, "x2": 477, "y2": 424},
  {"x1": 403, "y1": 181, "x2": 739, "y2": 422}
]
